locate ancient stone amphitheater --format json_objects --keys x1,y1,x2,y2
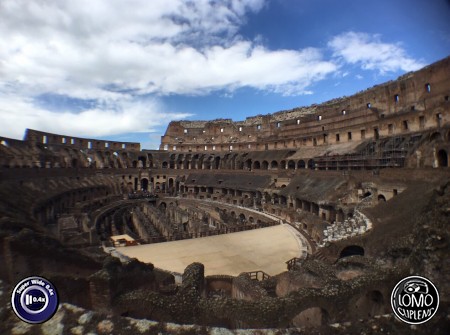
[{"x1": 0, "y1": 57, "x2": 449, "y2": 334}]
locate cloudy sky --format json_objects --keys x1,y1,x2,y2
[{"x1": 0, "y1": 0, "x2": 449, "y2": 148}]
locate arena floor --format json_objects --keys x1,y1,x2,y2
[{"x1": 117, "y1": 224, "x2": 302, "y2": 276}]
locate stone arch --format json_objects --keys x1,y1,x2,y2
[
  {"x1": 270, "y1": 160, "x2": 278, "y2": 169},
  {"x1": 377, "y1": 194, "x2": 386, "y2": 202},
  {"x1": 280, "y1": 160, "x2": 286, "y2": 169},
  {"x1": 287, "y1": 160, "x2": 295, "y2": 170},
  {"x1": 141, "y1": 178, "x2": 149, "y2": 191},
  {"x1": 162, "y1": 161, "x2": 168, "y2": 169},
  {"x1": 297, "y1": 160, "x2": 306, "y2": 169},
  {"x1": 339, "y1": 245, "x2": 364, "y2": 259},
  {"x1": 292, "y1": 307, "x2": 329, "y2": 327},
  {"x1": 262, "y1": 160, "x2": 269, "y2": 170},
  {"x1": 253, "y1": 161, "x2": 261, "y2": 169},
  {"x1": 159, "y1": 202, "x2": 167, "y2": 211},
  {"x1": 245, "y1": 159, "x2": 252, "y2": 170},
  {"x1": 429, "y1": 132, "x2": 442, "y2": 142},
  {"x1": 214, "y1": 156, "x2": 221, "y2": 169},
  {"x1": 353, "y1": 290, "x2": 385, "y2": 318},
  {"x1": 307, "y1": 159, "x2": 315, "y2": 169},
  {"x1": 238, "y1": 213, "x2": 246, "y2": 223},
  {"x1": 437, "y1": 149, "x2": 448, "y2": 167}
]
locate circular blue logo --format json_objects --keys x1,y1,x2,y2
[{"x1": 11, "y1": 276, "x2": 59, "y2": 324}]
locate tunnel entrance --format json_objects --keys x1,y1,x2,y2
[{"x1": 339, "y1": 245, "x2": 365, "y2": 259}]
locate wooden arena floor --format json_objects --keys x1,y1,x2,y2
[{"x1": 117, "y1": 224, "x2": 302, "y2": 276}]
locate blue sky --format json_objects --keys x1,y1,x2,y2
[{"x1": 0, "y1": 0, "x2": 449, "y2": 149}]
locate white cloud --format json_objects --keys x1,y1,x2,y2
[
  {"x1": 0, "y1": 91, "x2": 191, "y2": 140},
  {"x1": 328, "y1": 31, "x2": 426, "y2": 74},
  {"x1": 0, "y1": 0, "x2": 339, "y2": 140}
]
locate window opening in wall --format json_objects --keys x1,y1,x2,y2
[
  {"x1": 88, "y1": 141, "x2": 92, "y2": 149},
  {"x1": 374, "y1": 127, "x2": 379, "y2": 140},
  {"x1": 220, "y1": 128, "x2": 224, "y2": 133},
  {"x1": 276, "y1": 122, "x2": 281, "y2": 128},
  {"x1": 394, "y1": 94, "x2": 399, "y2": 103},
  {"x1": 202, "y1": 130, "x2": 205, "y2": 133},
  {"x1": 313, "y1": 138, "x2": 317, "y2": 146},
  {"x1": 257, "y1": 124, "x2": 261, "y2": 130},
  {"x1": 322, "y1": 126, "x2": 325, "y2": 131},
  {"x1": 342, "y1": 109, "x2": 346, "y2": 115},
  {"x1": 411, "y1": 106, "x2": 415, "y2": 111},
  {"x1": 297, "y1": 119, "x2": 300, "y2": 125},
  {"x1": 122, "y1": 143, "x2": 126, "y2": 149},
  {"x1": 425, "y1": 83, "x2": 431, "y2": 93},
  {"x1": 317, "y1": 115, "x2": 322, "y2": 121},
  {"x1": 212, "y1": 145, "x2": 216, "y2": 150},
  {"x1": 393, "y1": 189, "x2": 398, "y2": 196},
  {"x1": 173, "y1": 145, "x2": 177, "y2": 151},
  {"x1": 402, "y1": 120, "x2": 409, "y2": 131},
  {"x1": 336, "y1": 134, "x2": 340, "y2": 142},
  {"x1": 229, "y1": 145, "x2": 233, "y2": 151},
  {"x1": 445, "y1": 96, "x2": 449, "y2": 101},
  {"x1": 71, "y1": 138, "x2": 75, "y2": 144},
  {"x1": 247, "y1": 144, "x2": 251, "y2": 149},
  {"x1": 105, "y1": 142, "x2": 109, "y2": 148},
  {"x1": 388, "y1": 124, "x2": 394, "y2": 134},
  {"x1": 274, "y1": 142, "x2": 278, "y2": 148},
  {"x1": 348, "y1": 132, "x2": 352, "y2": 141},
  {"x1": 183, "y1": 129, "x2": 188, "y2": 134},
  {"x1": 323, "y1": 134, "x2": 328, "y2": 143},
  {"x1": 380, "y1": 114, "x2": 385, "y2": 118},
  {"x1": 1, "y1": 140, "x2": 7, "y2": 146},
  {"x1": 163, "y1": 144, "x2": 168, "y2": 150},
  {"x1": 419, "y1": 116, "x2": 425, "y2": 129},
  {"x1": 239, "y1": 126, "x2": 242, "y2": 131},
  {"x1": 61, "y1": 137, "x2": 66, "y2": 144},
  {"x1": 42, "y1": 135, "x2": 47, "y2": 144},
  {"x1": 361, "y1": 129, "x2": 366, "y2": 139},
  {"x1": 204, "y1": 145, "x2": 208, "y2": 151},
  {"x1": 367, "y1": 103, "x2": 371, "y2": 108}
]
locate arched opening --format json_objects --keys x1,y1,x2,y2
[
  {"x1": 262, "y1": 160, "x2": 269, "y2": 170},
  {"x1": 162, "y1": 161, "x2": 168, "y2": 169},
  {"x1": 270, "y1": 160, "x2": 278, "y2": 169},
  {"x1": 71, "y1": 158, "x2": 78, "y2": 168},
  {"x1": 429, "y1": 132, "x2": 442, "y2": 142},
  {"x1": 253, "y1": 161, "x2": 261, "y2": 170},
  {"x1": 307, "y1": 159, "x2": 315, "y2": 169},
  {"x1": 339, "y1": 245, "x2": 365, "y2": 259},
  {"x1": 437, "y1": 149, "x2": 448, "y2": 167},
  {"x1": 214, "y1": 156, "x2": 221, "y2": 169},
  {"x1": 159, "y1": 202, "x2": 167, "y2": 212},
  {"x1": 280, "y1": 160, "x2": 286, "y2": 169},
  {"x1": 292, "y1": 307, "x2": 329, "y2": 327},
  {"x1": 238, "y1": 213, "x2": 246, "y2": 223},
  {"x1": 287, "y1": 160, "x2": 295, "y2": 170},
  {"x1": 377, "y1": 194, "x2": 386, "y2": 202},
  {"x1": 354, "y1": 290, "x2": 385, "y2": 318},
  {"x1": 363, "y1": 191, "x2": 372, "y2": 198},
  {"x1": 297, "y1": 160, "x2": 305, "y2": 169},
  {"x1": 141, "y1": 178, "x2": 149, "y2": 191},
  {"x1": 132, "y1": 160, "x2": 138, "y2": 168}
]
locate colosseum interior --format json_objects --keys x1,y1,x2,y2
[{"x1": 0, "y1": 56, "x2": 449, "y2": 334}]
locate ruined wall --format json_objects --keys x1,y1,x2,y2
[{"x1": 160, "y1": 57, "x2": 450, "y2": 153}]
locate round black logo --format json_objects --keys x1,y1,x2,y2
[
  {"x1": 11, "y1": 276, "x2": 59, "y2": 324},
  {"x1": 391, "y1": 275, "x2": 439, "y2": 324}
]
